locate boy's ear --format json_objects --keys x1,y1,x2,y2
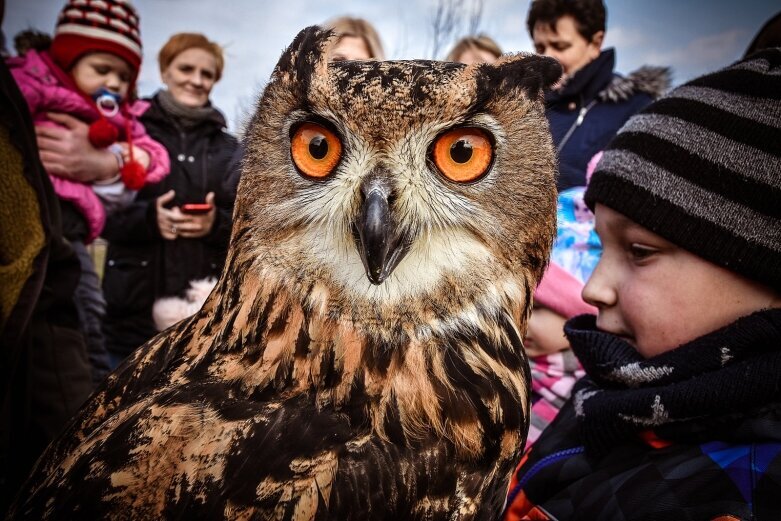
[
  {"x1": 591, "y1": 30, "x2": 605, "y2": 50},
  {"x1": 477, "y1": 53, "x2": 562, "y2": 98},
  {"x1": 272, "y1": 25, "x2": 336, "y2": 97}
]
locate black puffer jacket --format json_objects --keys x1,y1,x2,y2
[{"x1": 102, "y1": 92, "x2": 240, "y2": 359}]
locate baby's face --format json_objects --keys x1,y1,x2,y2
[
  {"x1": 583, "y1": 204, "x2": 779, "y2": 358},
  {"x1": 72, "y1": 52, "x2": 132, "y2": 100}
]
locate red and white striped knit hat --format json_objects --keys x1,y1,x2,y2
[{"x1": 49, "y1": 0, "x2": 142, "y2": 77}]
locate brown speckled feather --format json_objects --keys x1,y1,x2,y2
[{"x1": 10, "y1": 27, "x2": 561, "y2": 520}]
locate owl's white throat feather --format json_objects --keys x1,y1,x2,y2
[{"x1": 294, "y1": 225, "x2": 493, "y2": 303}]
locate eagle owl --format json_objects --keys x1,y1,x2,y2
[{"x1": 11, "y1": 27, "x2": 560, "y2": 520}]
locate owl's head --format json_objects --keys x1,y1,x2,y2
[{"x1": 234, "y1": 27, "x2": 560, "y2": 324}]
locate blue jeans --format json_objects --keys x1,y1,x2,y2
[{"x1": 70, "y1": 240, "x2": 111, "y2": 385}]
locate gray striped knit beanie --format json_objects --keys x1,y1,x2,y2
[{"x1": 585, "y1": 47, "x2": 781, "y2": 292}]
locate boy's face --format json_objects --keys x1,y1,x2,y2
[
  {"x1": 583, "y1": 204, "x2": 779, "y2": 358},
  {"x1": 72, "y1": 52, "x2": 132, "y2": 99}
]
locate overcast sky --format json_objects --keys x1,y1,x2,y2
[{"x1": 5, "y1": 0, "x2": 779, "y2": 132}]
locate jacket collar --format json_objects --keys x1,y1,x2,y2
[
  {"x1": 598, "y1": 65, "x2": 671, "y2": 102},
  {"x1": 547, "y1": 48, "x2": 616, "y2": 104}
]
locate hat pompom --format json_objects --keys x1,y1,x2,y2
[
  {"x1": 121, "y1": 160, "x2": 146, "y2": 190},
  {"x1": 88, "y1": 118, "x2": 119, "y2": 148}
]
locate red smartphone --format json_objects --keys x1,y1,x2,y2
[{"x1": 181, "y1": 203, "x2": 213, "y2": 214}]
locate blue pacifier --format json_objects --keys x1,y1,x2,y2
[{"x1": 93, "y1": 87, "x2": 121, "y2": 118}]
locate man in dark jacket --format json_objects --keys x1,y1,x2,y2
[
  {"x1": 528, "y1": 0, "x2": 670, "y2": 191},
  {"x1": 102, "y1": 91, "x2": 239, "y2": 366},
  {"x1": 504, "y1": 49, "x2": 781, "y2": 521}
]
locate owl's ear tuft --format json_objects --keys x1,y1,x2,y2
[
  {"x1": 477, "y1": 53, "x2": 562, "y2": 99},
  {"x1": 272, "y1": 26, "x2": 335, "y2": 93}
]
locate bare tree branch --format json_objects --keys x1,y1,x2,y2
[
  {"x1": 428, "y1": 0, "x2": 485, "y2": 59},
  {"x1": 467, "y1": 0, "x2": 484, "y2": 36}
]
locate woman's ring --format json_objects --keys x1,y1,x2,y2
[{"x1": 171, "y1": 225, "x2": 177, "y2": 235}]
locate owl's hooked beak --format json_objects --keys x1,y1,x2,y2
[{"x1": 354, "y1": 183, "x2": 410, "y2": 285}]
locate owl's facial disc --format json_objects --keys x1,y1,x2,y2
[{"x1": 353, "y1": 178, "x2": 411, "y2": 285}]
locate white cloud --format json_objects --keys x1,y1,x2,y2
[
  {"x1": 640, "y1": 28, "x2": 750, "y2": 81},
  {"x1": 604, "y1": 25, "x2": 649, "y2": 49}
]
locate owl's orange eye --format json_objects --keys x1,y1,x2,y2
[
  {"x1": 291, "y1": 122, "x2": 342, "y2": 179},
  {"x1": 432, "y1": 127, "x2": 493, "y2": 183}
]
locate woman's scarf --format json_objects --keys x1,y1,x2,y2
[{"x1": 156, "y1": 89, "x2": 224, "y2": 129}]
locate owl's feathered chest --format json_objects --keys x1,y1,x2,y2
[{"x1": 15, "y1": 275, "x2": 530, "y2": 519}]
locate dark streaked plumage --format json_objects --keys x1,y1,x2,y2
[{"x1": 11, "y1": 27, "x2": 561, "y2": 520}]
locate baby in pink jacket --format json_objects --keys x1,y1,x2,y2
[{"x1": 9, "y1": 6, "x2": 169, "y2": 243}]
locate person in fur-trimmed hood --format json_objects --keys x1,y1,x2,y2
[
  {"x1": 504, "y1": 48, "x2": 781, "y2": 521},
  {"x1": 527, "y1": 0, "x2": 670, "y2": 191}
]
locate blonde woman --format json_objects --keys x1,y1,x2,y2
[
  {"x1": 446, "y1": 34, "x2": 502, "y2": 64},
  {"x1": 322, "y1": 16, "x2": 385, "y2": 61}
]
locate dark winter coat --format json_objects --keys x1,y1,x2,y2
[
  {"x1": 0, "y1": 60, "x2": 92, "y2": 514},
  {"x1": 547, "y1": 49, "x2": 670, "y2": 191},
  {"x1": 102, "y1": 92, "x2": 240, "y2": 359},
  {"x1": 504, "y1": 310, "x2": 781, "y2": 521}
]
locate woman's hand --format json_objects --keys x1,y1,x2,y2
[
  {"x1": 156, "y1": 191, "x2": 217, "y2": 240},
  {"x1": 174, "y1": 192, "x2": 217, "y2": 239},
  {"x1": 156, "y1": 190, "x2": 181, "y2": 240},
  {"x1": 35, "y1": 112, "x2": 119, "y2": 182}
]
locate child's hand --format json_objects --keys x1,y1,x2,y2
[
  {"x1": 525, "y1": 306, "x2": 570, "y2": 357},
  {"x1": 118, "y1": 143, "x2": 151, "y2": 170}
]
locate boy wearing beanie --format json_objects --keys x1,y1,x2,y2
[{"x1": 505, "y1": 48, "x2": 781, "y2": 520}]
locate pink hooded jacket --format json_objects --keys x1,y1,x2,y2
[
  {"x1": 533, "y1": 262, "x2": 597, "y2": 319},
  {"x1": 8, "y1": 50, "x2": 170, "y2": 242}
]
